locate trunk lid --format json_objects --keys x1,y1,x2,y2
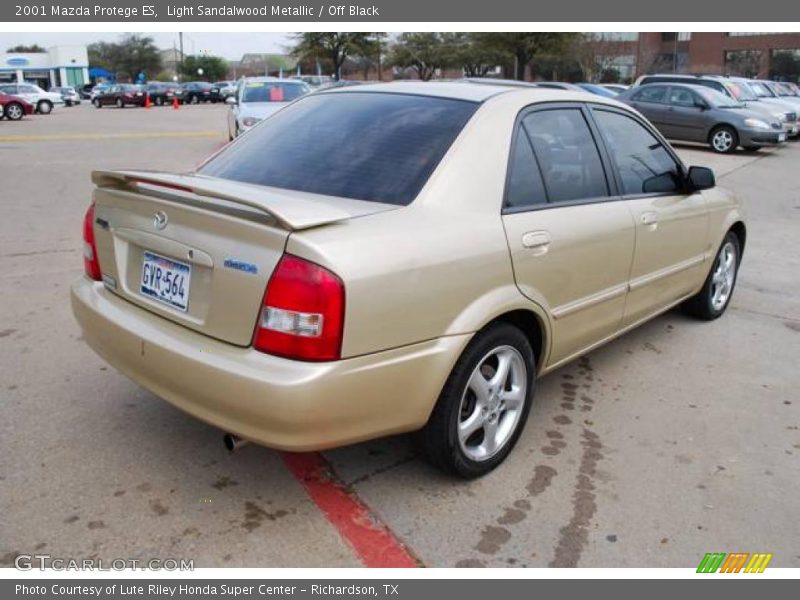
[{"x1": 90, "y1": 169, "x2": 396, "y2": 346}]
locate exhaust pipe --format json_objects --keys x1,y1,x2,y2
[{"x1": 223, "y1": 433, "x2": 250, "y2": 453}]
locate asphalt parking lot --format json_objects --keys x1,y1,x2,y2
[{"x1": 1, "y1": 103, "x2": 799, "y2": 569}]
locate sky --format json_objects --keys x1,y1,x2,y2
[{"x1": 3, "y1": 32, "x2": 293, "y2": 60}]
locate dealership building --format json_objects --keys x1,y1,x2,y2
[
  {"x1": 585, "y1": 32, "x2": 800, "y2": 82},
  {"x1": 0, "y1": 45, "x2": 89, "y2": 90}
]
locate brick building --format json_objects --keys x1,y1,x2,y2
[{"x1": 591, "y1": 32, "x2": 800, "y2": 83}]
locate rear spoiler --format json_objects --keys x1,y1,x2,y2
[{"x1": 91, "y1": 169, "x2": 382, "y2": 231}]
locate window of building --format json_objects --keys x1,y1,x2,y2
[
  {"x1": 662, "y1": 33, "x2": 692, "y2": 42},
  {"x1": 724, "y1": 50, "x2": 763, "y2": 78},
  {"x1": 769, "y1": 49, "x2": 800, "y2": 83},
  {"x1": 594, "y1": 32, "x2": 639, "y2": 42}
]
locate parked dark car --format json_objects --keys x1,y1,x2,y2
[
  {"x1": 0, "y1": 92, "x2": 34, "y2": 120},
  {"x1": 144, "y1": 82, "x2": 183, "y2": 106},
  {"x1": 181, "y1": 81, "x2": 220, "y2": 104},
  {"x1": 93, "y1": 84, "x2": 147, "y2": 108},
  {"x1": 617, "y1": 82, "x2": 787, "y2": 153}
]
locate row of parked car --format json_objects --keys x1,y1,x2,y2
[
  {"x1": 582, "y1": 75, "x2": 800, "y2": 154},
  {"x1": 87, "y1": 80, "x2": 240, "y2": 108}
]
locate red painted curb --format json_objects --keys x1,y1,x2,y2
[{"x1": 282, "y1": 452, "x2": 419, "y2": 568}]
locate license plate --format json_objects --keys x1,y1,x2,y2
[
  {"x1": 779, "y1": 133, "x2": 787, "y2": 142},
  {"x1": 140, "y1": 251, "x2": 191, "y2": 312}
]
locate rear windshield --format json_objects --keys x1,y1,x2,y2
[
  {"x1": 200, "y1": 92, "x2": 479, "y2": 205},
  {"x1": 241, "y1": 81, "x2": 309, "y2": 103}
]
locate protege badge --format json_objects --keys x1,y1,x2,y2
[{"x1": 223, "y1": 259, "x2": 258, "y2": 274}]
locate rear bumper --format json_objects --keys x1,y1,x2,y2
[{"x1": 71, "y1": 277, "x2": 466, "y2": 451}]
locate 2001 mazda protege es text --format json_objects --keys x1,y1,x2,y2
[{"x1": 71, "y1": 81, "x2": 746, "y2": 477}]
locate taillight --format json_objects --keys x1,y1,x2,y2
[
  {"x1": 82, "y1": 203, "x2": 101, "y2": 281},
  {"x1": 253, "y1": 255, "x2": 344, "y2": 361}
]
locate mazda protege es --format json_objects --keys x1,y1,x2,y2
[{"x1": 71, "y1": 82, "x2": 746, "y2": 477}]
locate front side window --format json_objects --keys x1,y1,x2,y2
[
  {"x1": 593, "y1": 110, "x2": 683, "y2": 196},
  {"x1": 200, "y1": 92, "x2": 478, "y2": 205},
  {"x1": 668, "y1": 88, "x2": 698, "y2": 107},
  {"x1": 633, "y1": 86, "x2": 668, "y2": 104},
  {"x1": 521, "y1": 108, "x2": 609, "y2": 203}
]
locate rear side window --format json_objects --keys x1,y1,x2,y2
[
  {"x1": 633, "y1": 86, "x2": 668, "y2": 103},
  {"x1": 505, "y1": 131, "x2": 547, "y2": 208},
  {"x1": 521, "y1": 108, "x2": 609, "y2": 203},
  {"x1": 593, "y1": 110, "x2": 683, "y2": 195},
  {"x1": 201, "y1": 93, "x2": 478, "y2": 205}
]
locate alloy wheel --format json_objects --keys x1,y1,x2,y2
[
  {"x1": 6, "y1": 104, "x2": 23, "y2": 120},
  {"x1": 710, "y1": 241, "x2": 737, "y2": 311},
  {"x1": 457, "y1": 345, "x2": 527, "y2": 462},
  {"x1": 712, "y1": 130, "x2": 734, "y2": 153}
]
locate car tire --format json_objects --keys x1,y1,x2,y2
[
  {"x1": 116, "y1": 98, "x2": 124, "y2": 108},
  {"x1": 4, "y1": 102, "x2": 24, "y2": 121},
  {"x1": 417, "y1": 322, "x2": 535, "y2": 478},
  {"x1": 93, "y1": 99, "x2": 101, "y2": 108},
  {"x1": 683, "y1": 231, "x2": 741, "y2": 320},
  {"x1": 709, "y1": 125, "x2": 738, "y2": 154},
  {"x1": 37, "y1": 100, "x2": 53, "y2": 115}
]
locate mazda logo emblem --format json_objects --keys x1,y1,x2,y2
[{"x1": 153, "y1": 211, "x2": 168, "y2": 230}]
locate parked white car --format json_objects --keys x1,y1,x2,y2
[
  {"x1": 226, "y1": 78, "x2": 311, "y2": 140},
  {"x1": 0, "y1": 83, "x2": 64, "y2": 114}
]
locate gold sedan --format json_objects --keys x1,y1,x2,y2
[{"x1": 71, "y1": 82, "x2": 746, "y2": 477}]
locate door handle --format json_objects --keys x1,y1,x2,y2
[
  {"x1": 640, "y1": 211, "x2": 659, "y2": 228},
  {"x1": 522, "y1": 231, "x2": 552, "y2": 255}
]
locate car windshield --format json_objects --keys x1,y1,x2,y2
[
  {"x1": 775, "y1": 83, "x2": 797, "y2": 97},
  {"x1": 704, "y1": 88, "x2": 743, "y2": 108},
  {"x1": 722, "y1": 81, "x2": 757, "y2": 102},
  {"x1": 200, "y1": 92, "x2": 479, "y2": 205},
  {"x1": 241, "y1": 81, "x2": 309, "y2": 103},
  {"x1": 748, "y1": 82, "x2": 774, "y2": 98}
]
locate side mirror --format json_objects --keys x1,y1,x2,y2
[
  {"x1": 694, "y1": 100, "x2": 708, "y2": 110},
  {"x1": 225, "y1": 96, "x2": 237, "y2": 105},
  {"x1": 687, "y1": 166, "x2": 715, "y2": 191}
]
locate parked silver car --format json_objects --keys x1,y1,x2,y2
[
  {"x1": 618, "y1": 83, "x2": 787, "y2": 153},
  {"x1": 225, "y1": 78, "x2": 310, "y2": 140},
  {"x1": 50, "y1": 86, "x2": 81, "y2": 106}
]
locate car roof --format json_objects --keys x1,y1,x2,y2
[
  {"x1": 319, "y1": 80, "x2": 610, "y2": 103},
  {"x1": 242, "y1": 77, "x2": 307, "y2": 84}
]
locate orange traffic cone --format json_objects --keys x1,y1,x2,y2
[
  {"x1": 144, "y1": 94, "x2": 152, "y2": 109},
  {"x1": 172, "y1": 96, "x2": 179, "y2": 110}
]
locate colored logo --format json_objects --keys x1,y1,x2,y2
[
  {"x1": 6, "y1": 57, "x2": 29, "y2": 66},
  {"x1": 697, "y1": 552, "x2": 772, "y2": 573},
  {"x1": 223, "y1": 258, "x2": 258, "y2": 274}
]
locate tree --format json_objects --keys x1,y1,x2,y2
[
  {"x1": 7, "y1": 44, "x2": 46, "y2": 53},
  {"x1": 472, "y1": 33, "x2": 578, "y2": 80},
  {"x1": 88, "y1": 34, "x2": 161, "y2": 82},
  {"x1": 388, "y1": 33, "x2": 454, "y2": 81},
  {"x1": 290, "y1": 33, "x2": 381, "y2": 80},
  {"x1": 570, "y1": 33, "x2": 631, "y2": 83},
  {"x1": 179, "y1": 55, "x2": 229, "y2": 81},
  {"x1": 449, "y1": 33, "x2": 506, "y2": 78}
]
